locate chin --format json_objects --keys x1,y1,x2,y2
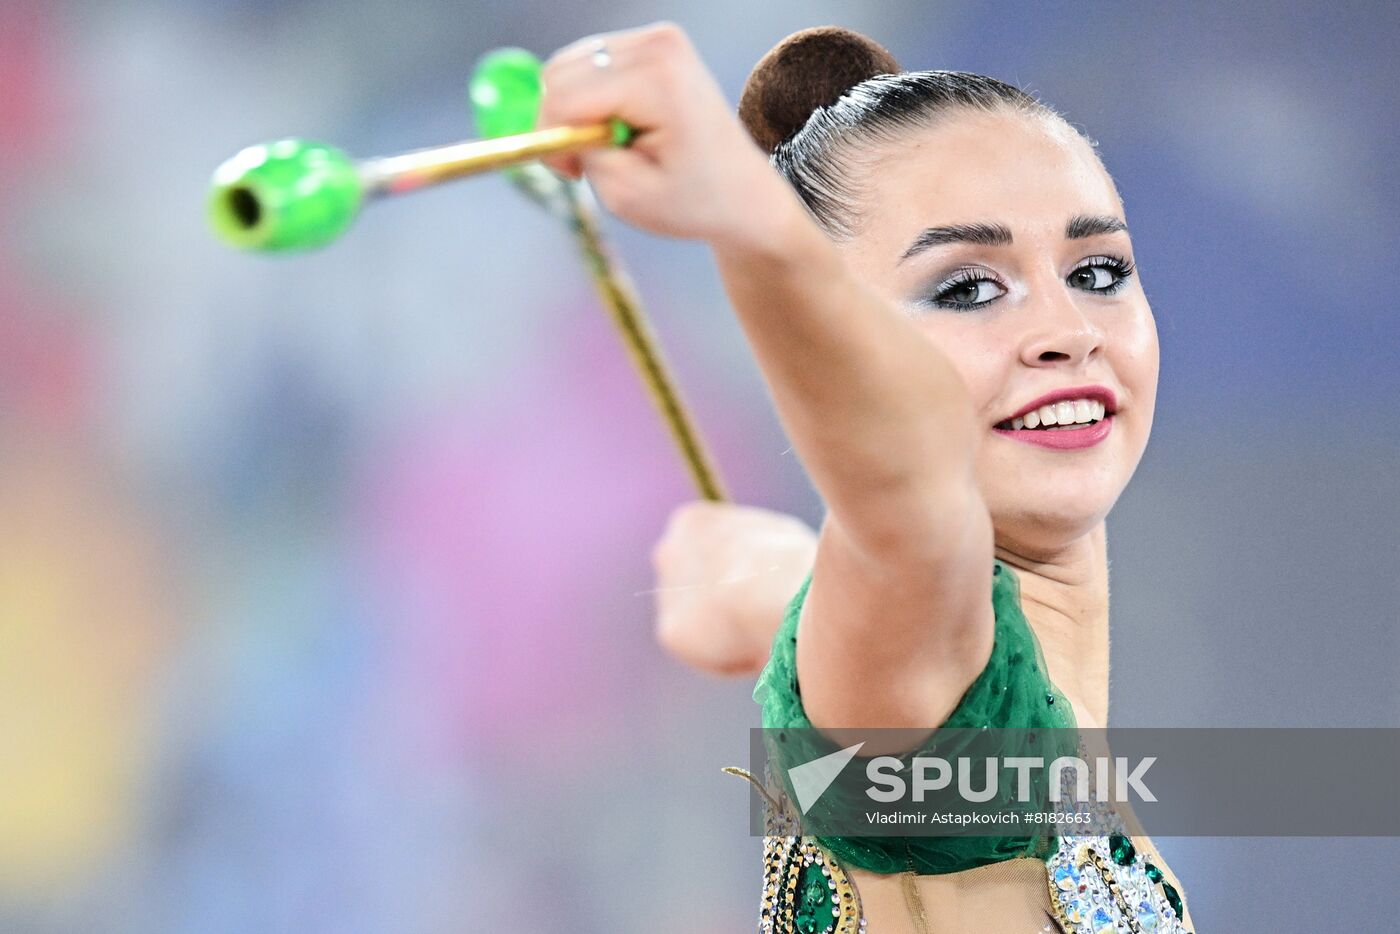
[
  {"x1": 980, "y1": 442, "x2": 1135, "y2": 544},
  {"x1": 987, "y1": 491, "x2": 1116, "y2": 554}
]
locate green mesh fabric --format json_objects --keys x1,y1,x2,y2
[{"x1": 752, "y1": 559, "x2": 1079, "y2": 875}]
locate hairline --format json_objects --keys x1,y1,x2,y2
[{"x1": 779, "y1": 99, "x2": 1114, "y2": 242}]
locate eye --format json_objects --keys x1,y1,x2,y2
[
  {"x1": 1067, "y1": 255, "x2": 1136, "y2": 294},
  {"x1": 923, "y1": 268, "x2": 1008, "y2": 311}
]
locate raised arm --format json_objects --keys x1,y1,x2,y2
[
  {"x1": 710, "y1": 177, "x2": 995, "y2": 734},
  {"x1": 539, "y1": 23, "x2": 995, "y2": 734}
]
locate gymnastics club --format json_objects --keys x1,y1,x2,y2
[
  {"x1": 206, "y1": 118, "x2": 630, "y2": 253},
  {"x1": 206, "y1": 47, "x2": 727, "y2": 502},
  {"x1": 468, "y1": 48, "x2": 727, "y2": 502}
]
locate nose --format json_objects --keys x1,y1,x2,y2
[{"x1": 1017, "y1": 278, "x2": 1105, "y2": 368}]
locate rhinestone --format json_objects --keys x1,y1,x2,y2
[
  {"x1": 1109, "y1": 833, "x2": 1136, "y2": 865},
  {"x1": 1091, "y1": 906, "x2": 1115, "y2": 934},
  {"x1": 1161, "y1": 881, "x2": 1183, "y2": 918},
  {"x1": 1136, "y1": 900, "x2": 1160, "y2": 932}
]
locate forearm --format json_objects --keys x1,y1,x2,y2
[{"x1": 710, "y1": 176, "x2": 979, "y2": 554}]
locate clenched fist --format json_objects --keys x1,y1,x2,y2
[
  {"x1": 650, "y1": 500, "x2": 817, "y2": 676},
  {"x1": 538, "y1": 22, "x2": 803, "y2": 251}
]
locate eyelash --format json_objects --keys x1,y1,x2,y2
[{"x1": 922, "y1": 254, "x2": 1137, "y2": 311}]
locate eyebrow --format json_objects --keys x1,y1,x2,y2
[
  {"x1": 898, "y1": 214, "x2": 1128, "y2": 263},
  {"x1": 1066, "y1": 214, "x2": 1129, "y2": 240}
]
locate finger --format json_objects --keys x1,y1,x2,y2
[
  {"x1": 538, "y1": 151, "x2": 583, "y2": 180},
  {"x1": 540, "y1": 59, "x2": 664, "y2": 130},
  {"x1": 569, "y1": 153, "x2": 661, "y2": 218},
  {"x1": 545, "y1": 21, "x2": 681, "y2": 73},
  {"x1": 538, "y1": 26, "x2": 677, "y2": 179},
  {"x1": 537, "y1": 63, "x2": 653, "y2": 182},
  {"x1": 540, "y1": 23, "x2": 689, "y2": 135},
  {"x1": 537, "y1": 73, "x2": 670, "y2": 193}
]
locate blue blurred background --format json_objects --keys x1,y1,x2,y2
[{"x1": 0, "y1": 0, "x2": 1396, "y2": 931}]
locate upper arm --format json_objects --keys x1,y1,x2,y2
[{"x1": 794, "y1": 487, "x2": 996, "y2": 744}]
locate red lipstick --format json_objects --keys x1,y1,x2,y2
[
  {"x1": 993, "y1": 384, "x2": 1117, "y2": 451},
  {"x1": 993, "y1": 415, "x2": 1113, "y2": 449},
  {"x1": 1001, "y1": 385, "x2": 1117, "y2": 423}
]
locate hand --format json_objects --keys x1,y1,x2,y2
[
  {"x1": 650, "y1": 500, "x2": 817, "y2": 676},
  {"x1": 538, "y1": 22, "x2": 802, "y2": 250}
]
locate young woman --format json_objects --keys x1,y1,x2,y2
[{"x1": 540, "y1": 23, "x2": 1193, "y2": 934}]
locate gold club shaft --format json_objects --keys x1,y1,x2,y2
[
  {"x1": 561, "y1": 181, "x2": 728, "y2": 502},
  {"x1": 361, "y1": 123, "x2": 615, "y2": 196}
]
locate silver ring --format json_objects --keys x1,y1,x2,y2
[{"x1": 590, "y1": 39, "x2": 612, "y2": 69}]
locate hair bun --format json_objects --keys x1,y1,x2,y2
[{"x1": 738, "y1": 27, "x2": 900, "y2": 153}]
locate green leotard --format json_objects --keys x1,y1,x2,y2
[{"x1": 752, "y1": 558, "x2": 1079, "y2": 875}]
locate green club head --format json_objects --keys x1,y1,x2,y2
[
  {"x1": 470, "y1": 47, "x2": 634, "y2": 145},
  {"x1": 469, "y1": 47, "x2": 545, "y2": 139},
  {"x1": 208, "y1": 138, "x2": 363, "y2": 252}
]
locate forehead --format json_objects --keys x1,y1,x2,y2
[{"x1": 848, "y1": 110, "x2": 1122, "y2": 259}]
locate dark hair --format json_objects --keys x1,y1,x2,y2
[{"x1": 739, "y1": 28, "x2": 1079, "y2": 238}]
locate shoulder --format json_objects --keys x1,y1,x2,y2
[{"x1": 754, "y1": 560, "x2": 1070, "y2": 731}]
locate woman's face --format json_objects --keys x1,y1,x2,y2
[{"x1": 836, "y1": 108, "x2": 1159, "y2": 555}]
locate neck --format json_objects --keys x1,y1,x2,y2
[{"x1": 994, "y1": 520, "x2": 1111, "y2": 727}]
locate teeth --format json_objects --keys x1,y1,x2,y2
[{"x1": 1002, "y1": 397, "x2": 1111, "y2": 431}]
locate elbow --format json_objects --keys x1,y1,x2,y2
[{"x1": 830, "y1": 481, "x2": 985, "y2": 570}]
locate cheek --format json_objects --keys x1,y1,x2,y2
[
  {"x1": 911, "y1": 318, "x2": 1007, "y2": 415},
  {"x1": 1111, "y1": 309, "x2": 1161, "y2": 398}
]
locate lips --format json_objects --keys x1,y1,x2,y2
[
  {"x1": 993, "y1": 413, "x2": 1114, "y2": 450},
  {"x1": 998, "y1": 384, "x2": 1118, "y2": 426},
  {"x1": 991, "y1": 384, "x2": 1119, "y2": 451}
]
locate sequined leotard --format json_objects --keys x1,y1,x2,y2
[{"x1": 744, "y1": 560, "x2": 1195, "y2": 933}]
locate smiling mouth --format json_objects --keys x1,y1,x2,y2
[{"x1": 994, "y1": 398, "x2": 1109, "y2": 431}]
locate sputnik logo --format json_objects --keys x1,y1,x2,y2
[{"x1": 787, "y1": 742, "x2": 866, "y2": 814}]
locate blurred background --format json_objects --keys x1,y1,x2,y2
[{"x1": 0, "y1": 0, "x2": 1396, "y2": 931}]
